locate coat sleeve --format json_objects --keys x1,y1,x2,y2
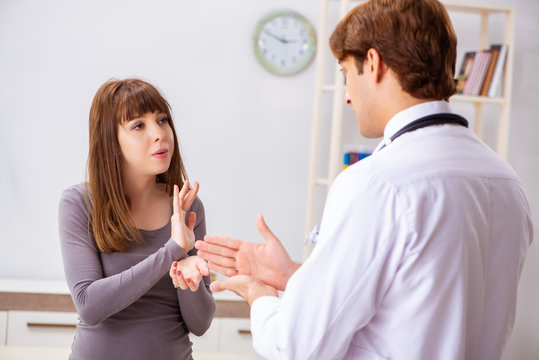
[
  {"x1": 249, "y1": 169, "x2": 410, "y2": 359},
  {"x1": 58, "y1": 184, "x2": 188, "y2": 326},
  {"x1": 177, "y1": 198, "x2": 216, "y2": 336}
]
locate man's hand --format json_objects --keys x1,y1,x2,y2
[
  {"x1": 195, "y1": 214, "x2": 301, "y2": 291},
  {"x1": 210, "y1": 275, "x2": 278, "y2": 306}
]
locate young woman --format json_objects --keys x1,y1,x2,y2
[{"x1": 58, "y1": 78, "x2": 215, "y2": 360}]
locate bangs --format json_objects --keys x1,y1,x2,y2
[{"x1": 113, "y1": 79, "x2": 171, "y2": 123}]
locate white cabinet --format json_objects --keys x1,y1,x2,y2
[
  {"x1": 191, "y1": 318, "x2": 221, "y2": 352},
  {"x1": 0, "y1": 311, "x2": 7, "y2": 346},
  {"x1": 219, "y1": 318, "x2": 257, "y2": 356},
  {"x1": 191, "y1": 318, "x2": 261, "y2": 358},
  {"x1": 6, "y1": 311, "x2": 78, "y2": 347}
]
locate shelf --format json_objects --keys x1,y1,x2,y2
[
  {"x1": 450, "y1": 94, "x2": 506, "y2": 105},
  {"x1": 442, "y1": 2, "x2": 513, "y2": 14}
]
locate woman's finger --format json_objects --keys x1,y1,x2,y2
[
  {"x1": 182, "y1": 181, "x2": 199, "y2": 211},
  {"x1": 173, "y1": 185, "x2": 180, "y2": 215},
  {"x1": 178, "y1": 180, "x2": 190, "y2": 209},
  {"x1": 187, "y1": 274, "x2": 201, "y2": 292},
  {"x1": 175, "y1": 270, "x2": 189, "y2": 290},
  {"x1": 169, "y1": 261, "x2": 177, "y2": 279},
  {"x1": 197, "y1": 260, "x2": 210, "y2": 276}
]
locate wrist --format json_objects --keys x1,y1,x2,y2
[{"x1": 280, "y1": 261, "x2": 301, "y2": 290}]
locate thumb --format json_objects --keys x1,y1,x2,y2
[
  {"x1": 197, "y1": 259, "x2": 210, "y2": 276},
  {"x1": 186, "y1": 212, "x2": 197, "y2": 231},
  {"x1": 256, "y1": 214, "x2": 280, "y2": 245},
  {"x1": 210, "y1": 279, "x2": 229, "y2": 293}
]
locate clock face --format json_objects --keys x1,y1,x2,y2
[{"x1": 253, "y1": 10, "x2": 317, "y2": 76}]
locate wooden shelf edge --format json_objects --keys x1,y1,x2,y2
[{"x1": 450, "y1": 94, "x2": 506, "y2": 105}]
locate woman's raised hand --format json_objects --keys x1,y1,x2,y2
[{"x1": 171, "y1": 181, "x2": 199, "y2": 252}]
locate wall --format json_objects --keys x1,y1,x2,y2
[{"x1": 0, "y1": 0, "x2": 538, "y2": 358}]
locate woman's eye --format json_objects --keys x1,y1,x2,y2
[
  {"x1": 132, "y1": 123, "x2": 143, "y2": 130},
  {"x1": 159, "y1": 117, "x2": 169, "y2": 124}
]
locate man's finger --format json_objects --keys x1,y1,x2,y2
[
  {"x1": 208, "y1": 262, "x2": 239, "y2": 277},
  {"x1": 196, "y1": 241, "x2": 239, "y2": 258},
  {"x1": 256, "y1": 214, "x2": 279, "y2": 244},
  {"x1": 197, "y1": 250, "x2": 236, "y2": 268},
  {"x1": 203, "y1": 235, "x2": 243, "y2": 250}
]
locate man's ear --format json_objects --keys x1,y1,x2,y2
[{"x1": 366, "y1": 48, "x2": 386, "y2": 83}]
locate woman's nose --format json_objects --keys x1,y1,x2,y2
[{"x1": 150, "y1": 123, "x2": 164, "y2": 142}]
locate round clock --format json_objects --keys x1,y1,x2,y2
[{"x1": 252, "y1": 10, "x2": 317, "y2": 76}]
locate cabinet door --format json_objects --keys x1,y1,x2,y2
[
  {"x1": 190, "y1": 318, "x2": 220, "y2": 353},
  {"x1": 7, "y1": 311, "x2": 78, "y2": 347},
  {"x1": 219, "y1": 318, "x2": 261, "y2": 357},
  {"x1": 0, "y1": 311, "x2": 7, "y2": 346}
]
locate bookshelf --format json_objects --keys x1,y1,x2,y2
[{"x1": 303, "y1": 0, "x2": 515, "y2": 258}]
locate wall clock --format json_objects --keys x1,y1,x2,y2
[{"x1": 252, "y1": 10, "x2": 317, "y2": 76}]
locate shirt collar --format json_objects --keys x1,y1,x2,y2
[{"x1": 373, "y1": 100, "x2": 452, "y2": 154}]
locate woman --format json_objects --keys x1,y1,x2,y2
[{"x1": 58, "y1": 78, "x2": 215, "y2": 360}]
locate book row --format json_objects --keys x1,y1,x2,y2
[{"x1": 455, "y1": 44, "x2": 508, "y2": 98}]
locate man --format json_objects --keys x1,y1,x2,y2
[{"x1": 195, "y1": 0, "x2": 533, "y2": 358}]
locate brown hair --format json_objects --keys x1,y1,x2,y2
[
  {"x1": 87, "y1": 78, "x2": 188, "y2": 253},
  {"x1": 329, "y1": 0, "x2": 457, "y2": 101}
]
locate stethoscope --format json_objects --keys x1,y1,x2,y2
[{"x1": 305, "y1": 113, "x2": 469, "y2": 246}]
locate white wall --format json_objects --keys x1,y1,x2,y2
[{"x1": 0, "y1": 0, "x2": 538, "y2": 358}]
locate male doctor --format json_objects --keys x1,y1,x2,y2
[{"x1": 193, "y1": 0, "x2": 533, "y2": 358}]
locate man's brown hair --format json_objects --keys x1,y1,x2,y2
[
  {"x1": 87, "y1": 78, "x2": 188, "y2": 253},
  {"x1": 330, "y1": 0, "x2": 457, "y2": 101}
]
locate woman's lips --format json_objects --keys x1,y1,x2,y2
[{"x1": 152, "y1": 149, "x2": 168, "y2": 159}]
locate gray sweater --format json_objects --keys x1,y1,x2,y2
[{"x1": 58, "y1": 183, "x2": 216, "y2": 360}]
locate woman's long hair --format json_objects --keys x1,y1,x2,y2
[{"x1": 87, "y1": 78, "x2": 187, "y2": 253}]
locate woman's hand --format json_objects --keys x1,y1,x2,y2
[
  {"x1": 169, "y1": 255, "x2": 210, "y2": 292},
  {"x1": 171, "y1": 181, "x2": 199, "y2": 252}
]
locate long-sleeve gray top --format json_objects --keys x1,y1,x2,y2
[{"x1": 58, "y1": 183, "x2": 216, "y2": 360}]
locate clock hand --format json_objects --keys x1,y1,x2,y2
[{"x1": 263, "y1": 29, "x2": 286, "y2": 43}]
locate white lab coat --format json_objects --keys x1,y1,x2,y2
[{"x1": 250, "y1": 101, "x2": 533, "y2": 360}]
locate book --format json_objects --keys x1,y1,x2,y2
[
  {"x1": 456, "y1": 52, "x2": 475, "y2": 94},
  {"x1": 480, "y1": 48, "x2": 500, "y2": 96},
  {"x1": 488, "y1": 44, "x2": 508, "y2": 98},
  {"x1": 471, "y1": 50, "x2": 492, "y2": 95},
  {"x1": 463, "y1": 51, "x2": 485, "y2": 95}
]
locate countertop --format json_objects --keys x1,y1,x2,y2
[
  {"x1": 0, "y1": 278, "x2": 249, "y2": 318},
  {"x1": 0, "y1": 347, "x2": 261, "y2": 360}
]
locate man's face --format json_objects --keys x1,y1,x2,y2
[{"x1": 340, "y1": 56, "x2": 380, "y2": 138}]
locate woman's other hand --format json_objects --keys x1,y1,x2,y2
[{"x1": 169, "y1": 255, "x2": 210, "y2": 292}]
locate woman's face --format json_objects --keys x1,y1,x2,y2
[{"x1": 117, "y1": 111, "x2": 174, "y2": 180}]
